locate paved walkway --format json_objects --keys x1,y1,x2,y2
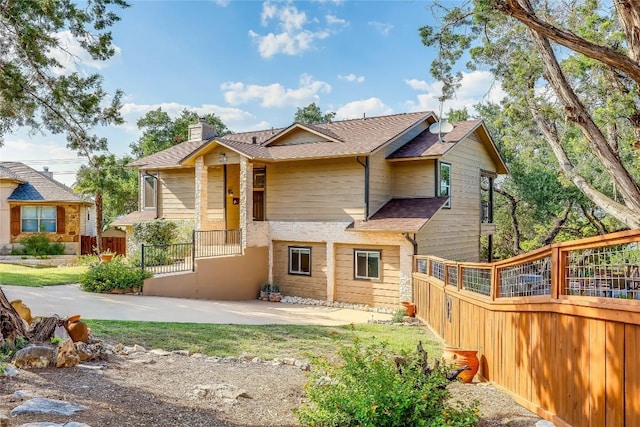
[{"x1": 2, "y1": 284, "x2": 391, "y2": 326}]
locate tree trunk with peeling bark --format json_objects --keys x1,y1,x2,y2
[
  {"x1": 0, "y1": 288, "x2": 27, "y2": 344},
  {"x1": 492, "y1": 0, "x2": 640, "y2": 229}
]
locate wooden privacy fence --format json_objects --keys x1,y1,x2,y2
[
  {"x1": 80, "y1": 235, "x2": 126, "y2": 256},
  {"x1": 412, "y1": 230, "x2": 640, "y2": 427}
]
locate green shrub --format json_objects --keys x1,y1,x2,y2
[
  {"x1": 18, "y1": 234, "x2": 65, "y2": 257},
  {"x1": 132, "y1": 220, "x2": 178, "y2": 245},
  {"x1": 392, "y1": 308, "x2": 407, "y2": 323},
  {"x1": 80, "y1": 256, "x2": 152, "y2": 293},
  {"x1": 296, "y1": 338, "x2": 479, "y2": 427}
]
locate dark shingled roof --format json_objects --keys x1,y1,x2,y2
[
  {"x1": 388, "y1": 120, "x2": 481, "y2": 159},
  {"x1": 348, "y1": 197, "x2": 449, "y2": 233},
  {"x1": 130, "y1": 112, "x2": 434, "y2": 168},
  {"x1": 0, "y1": 162, "x2": 86, "y2": 203}
]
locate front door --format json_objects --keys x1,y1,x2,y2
[{"x1": 225, "y1": 164, "x2": 240, "y2": 230}]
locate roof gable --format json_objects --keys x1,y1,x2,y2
[
  {"x1": 263, "y1": 123, "x2": 343, "y2": 146},
  {"x1": 388, "y1": 120, "x2": 508, "y2": 174}
]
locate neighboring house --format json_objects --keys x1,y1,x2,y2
[
  {"x1": 0, "y1": 162, "x2": 96, "y2": 255},
  {"x1": 116, "y1": 112, "x2": 507, "y2": 306}
]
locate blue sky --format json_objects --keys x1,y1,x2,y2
[{"x1": 0, "y1": 0, "x2": 504, "y2": 186}]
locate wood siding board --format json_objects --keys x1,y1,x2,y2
[
  {"x1": 605, "y1": 321, "x2": 624, "y2": 426},
  {"x1": 391, "y1": 160, "x2": 436, "y2": 198},
  {"x1": 267, "y1": 159, "x2": 365, "y2": 221},
  {"x1": 272, "y1": 241, "x2": 327, "y2": 300},
  {"x1": 334, "y1": 244, "x2": 400, "y2": 307}
]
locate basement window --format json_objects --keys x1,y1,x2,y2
[
  {"x1": 289, "y1": 246, "x2": 311, "y2": 275},
  {"x1": 354, "y1": 249, "x2": 380, "y2": 280}
]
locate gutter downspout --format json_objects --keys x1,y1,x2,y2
[
  {"x1": 403, "y1": 232, "x2": 418, "y2": 255},
  {"x1": 356, "y1": 156, "x2": 369, "y2": 220}
]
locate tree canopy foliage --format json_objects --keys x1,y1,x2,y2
[
  {"x1": 130, "y1": 109, "x2": 230, "y2": 159},
  {"x1": 0, "y1": 0, "x2": 129, "y2": 155},
  {"x1": 421, "y1": 0, "x2": 640, "y2": 230},
  {"x1": 294, "y1": 103, "x2": 336, "y2": 125}
]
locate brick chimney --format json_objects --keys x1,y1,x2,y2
[{"x1": 188, "y1": 117, "x2": 217, "y2": 142}]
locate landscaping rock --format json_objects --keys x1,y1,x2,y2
[
  {"x1": 13, "y1": 345, "x2": 56, "y2": 369},
  {"x1": 149, "y1": 349, "x2": 172, "y2": 356},
  {"x1": 193, "y1": 384, "x2": 249, "y2": 400},
  {"x1": 10, "y1": 398, "x2": 87, "y2": 416},
  {"x1": 56, "y1": 340, "x2": 80, "y2": 368}
]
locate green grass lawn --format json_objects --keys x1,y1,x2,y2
[
  {"x1": 0, "y1": 263, "x2": 87, "y2": 287},
  {"x1": 85, "y1": 320, "x2": 443, "y2": 361}
]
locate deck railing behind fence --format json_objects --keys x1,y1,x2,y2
[
  {"x1": 142, "y1": 229, "x2": 243, "y2": 274},
  {"x1": 412, "y1": 230, "x2": 640, "y2": 427}
]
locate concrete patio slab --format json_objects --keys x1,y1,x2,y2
[{"x1": 2, "y1": 284, "x2": 392, "y2": 326}]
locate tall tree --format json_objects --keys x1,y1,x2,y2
[
  {"x1": 420, "y1": 0, "x2": 640, "y2": 229},
  {"x1": 75, "y1": 154, "x2": 137, "y2": 229},
  {"x1": 294, "y1": 103, "x2": 336, "y2": 125},
  {"x1": 0, "y1": 0, "x2": 129, "y2": 155},
  {"x1": 130, "y1": 109, "x2": 230, "y2": 159}
]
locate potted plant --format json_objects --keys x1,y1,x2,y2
[
  {"x1": 259, "y1": 282, "x2": 271, "y2": 301},
  {"x1": 268, "y1": 283, "x2": 282, "y2": 302},
  {"x1": 99, "y1": 248, "x2": 115, "y2": 262}
]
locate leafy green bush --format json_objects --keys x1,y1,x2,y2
[
  {"x1": 80, "y1": 256, "x2": 152, "y2": 293},
  {"x1": 17, "y1": 233, "x2": 65, "y2": 257},
  {"x1": 296, "y1": 338, "x2": 479, "y2": 427},
  {"x1": 392, "y1": 308, "x2": 407, "y2": 323},
  {"x1": 132, "y1": 220, "x2": 178, "y2": 245}
]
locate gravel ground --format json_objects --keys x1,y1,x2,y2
[{"x1": 0, "y1": 346, "x2": 544, "y2": 427}]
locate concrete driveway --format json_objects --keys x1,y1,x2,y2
[{"x1": 2, "y1": 284, "x2": 391, "y2": 326}]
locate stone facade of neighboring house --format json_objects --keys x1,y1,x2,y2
[
  {"x1": 117, "y1": 112, "x2": 508, "y2": 307},
  {"x1": 0, "y1": 162, "x2": 95, "y2": 255}
]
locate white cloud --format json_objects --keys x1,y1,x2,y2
[
  {"x1": 50, "y1": 31, "x2": 121, "y2": 76},
  {"x1": 339, "y1": 73, "x2": 365, "y2": 83},
  {"x1": 335, "y1": 98, "x2": 393, "y2": 120},
  {"x1": 326, "y1": 14, "x2": 348, "y2": 26},
  {"x1": 250, "y1": 1, "x2": 335, "y2": 58},
  {"x1": 368, "y1": 21, "x2": 393, "y2": 36},
  {"x1": 118, "y1": 102, "x2": 261, "y2": 134},
  {"x1": 0, "y1": 137, "x2": 86, "y2": 186},
  {"x1": 404, "y1": 70, "x2": 507, "y2": 117},
  {"x1": 212, "y1": 0, "x2": 229, "y2": 6},
  {"x1": 221, "y1": 74, "x2": 331, "y2": 108}
]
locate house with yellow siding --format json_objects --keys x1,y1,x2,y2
[
  {"x1": 116, "y1": 111, "x2": 507, "y2": 307},
  {"x1": 0, "y1": 162, "x2": 96, "y2": 255}
]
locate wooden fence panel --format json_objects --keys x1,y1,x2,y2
[
  {"x1": 80, "y1": 235, "x2": 126, "y2": 256},
  {"x1": 605, "y1": 322, "x2": 624, "y2": 426},
  {"x1": 589, "y1": 319, "x2": 606, "y2": 426},
  {"x1": 625, "y1": 324, "x2": 640, "y2": 425}
]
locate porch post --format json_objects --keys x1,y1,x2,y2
[
  {"x1": 327, "y1": 242, "x2": 335, "y2": 302},
  {"x1": 195, "y1": 156, "x2": 208, "y2": 230}
]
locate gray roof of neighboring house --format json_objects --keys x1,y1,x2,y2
[
  {"x1": 129, "y1": 112, "x2": 437, "y2": 168},
  {"x1": 0, "y1": 162, "x2": 87, "y2": 203},
  {"x1": 348, "y1": 197, "x2": 450, "y2": 233}
]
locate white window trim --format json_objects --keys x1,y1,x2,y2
[
  {"x1": 354, "y1": 249, "x2": 381, "y2": 280},
  {"x1": 289, "y1": 246, "x2": 311, "y2": 276}
]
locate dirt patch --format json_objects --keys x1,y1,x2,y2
[{"x1": 0, "y1": 349, "x2": 543, "y2": 426}]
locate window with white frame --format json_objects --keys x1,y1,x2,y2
[
  {"x1": 354, "y1": 249, "x2": 381, "y2": 280},
  {"x1": 21, "y1": 206, "x2": 56, "y2": 232},
  {"x1": 143, "y1": 174, "x2": 157, "y2": 209},
  {"x1": 440, "y1": 162, "x2": 451, "y2": 208},
  {"x1": 289, "y1": 246, "x2": 311, "y2": 275}
]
